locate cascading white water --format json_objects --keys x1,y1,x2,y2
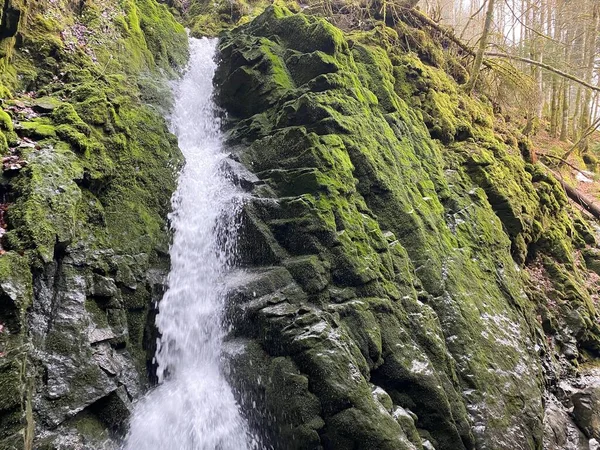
[{"x1": 123, "y1": 37, "x2": 252, "y2": 450}]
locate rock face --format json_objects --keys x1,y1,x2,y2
[
  {"x1": 543, "y1": 394, "x2": 590, "y2": 450},
  {"x1": 0, "y1": 0, "x2": 599, "y2": 448},
  {"x1": 543, "y1": 370, "x2": 600, "y2": 450},
  {"x1": 0, "y1": 0, "x2": 188, "y2": 448},
  {"x1": 214, "y1": 6, "x2": 600, "y2": 450},
  {"x1": 572, "y1": 387, "x2": 600, "y2": 441}
]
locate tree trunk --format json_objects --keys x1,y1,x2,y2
[
  {"x1": 560, "y1": 23, "x2": 572, "y2": 141},
  {"x1": 578, "y1": 3, "x2": 599, "y2": 152},
  {"x1": 560, "y1": 80, "x2": 570, "y2": 141},
  {"x1": 550, "y1": 76, "x2": 559, "y2": 137},
  {"x1": 535, "y1": 0, "x2": 545, "y2": 119},
  {"x1": 559, "y1": 178, "x2": 600, "y2": 220},
  {"x1": 571, "y1": 86, "x2": 581, "y2": 141},
  {"x1": 465, "y1": 0, "x2": 496, "y2": 93}
]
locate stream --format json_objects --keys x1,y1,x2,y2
[{"x1": 122, "y1": 37, "x2": 253, "y2": 450}]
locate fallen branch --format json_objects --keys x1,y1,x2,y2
[
  {"x1": 538, "y1": 152, "x2": 589, "y2": 177},
  {"x1": 543, "y1": 164, "x2": 600, "y2": 220},
  {"x1": 484, "y1": 52, "x2": 600, "y2": 93},
  {"x1": 558, "y1": 179, "x2": 600, "y2": 220}
]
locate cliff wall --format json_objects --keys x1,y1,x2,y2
[
  {"x1": 0, "y1": 0, "x2": 187, "y2": 447},
  {"x1": 214, "y1": 7, "x2": 600, "y2": 449},
  {"x1": 1, "y1": 2, "x2": 600, "y2": 448}
]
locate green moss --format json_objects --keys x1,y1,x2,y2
[
  {"x1": 73, "y1": 414, "x2": 108, "y2": 440},
  {"x1": 190, "y1": 13, "x2": 227, "y2": 37},
  {"x1": 32, "y1": 96, "x2": 62, "y2": 111},
  {"x1": 0, "y1": 252, "x2": 34, "y2": 331},
  {"x1": 0, "y1": 358, "x2": 24, "y2": 412},
  {"x1": 126, "y1": 310, "x2": 148, "y2": 357},
  {"x1": 52, "y1": 104, "x2": 91, "y2": 135},
  {"x1": 0, "y1": 0, "x2": 594, "y2": 446},
  {"x1": 75, "y1": 96, "x2": 111, "y2": 126},
  {"x1": 0, "y1": 110, "x2": 13, "y2": 132},
  {"x1": 0, "y1": 131, "x2": 7, "y2": 153},
  {"x1": 134, "y1": 0, "x2": 188, "y2": 71},
  {"x1": 0, "y1": 0, "x2": 192, "y2": 443},
  {"x1": 18, "y1": 120, "x2": 57, "y2": 140},
  {"x1": 0, "y1": 254, "x2": 33, "y2": 441},
  {"x1": 84, "y1": 300, "x2": 109, "y2": 329},
  {"x1": 55, "y1": 124, "x2": 98, "y2": 153},
  {"x1": 583, "y1": 248, "x2": 600, "y2": 275},
  {"x1": 186, "y1": 0, "x2": 277, "y2": 37},
  {"x1": 212, "y1": 8, "x2": 599, "y2": 448}
]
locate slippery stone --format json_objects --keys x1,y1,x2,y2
[
  {"x1": 543, "y1": 394, "x2": 590, "y2": 450},
  {"x1": 0, "y1": 0, "x2": 599, "y2": 447},
  {"x1": 573, "y1": 386, "x2": 600, "y2": 441}
]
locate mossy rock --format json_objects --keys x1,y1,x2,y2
[
  {"x1": 0, "y1": 0, "x2": 189, "y2": 445},
  {"x1": 17, "y1": 120, "x2": 57, "y2": 140},
  {"x1": 213, "y1": 7, "x2": 580, "y2": 449}
]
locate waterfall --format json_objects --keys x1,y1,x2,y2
[{"x1": 123, "y1": 37, "x2": 252, "y2": 450}]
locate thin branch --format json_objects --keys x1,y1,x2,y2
[
  {"x1": 503, "y1": 0, "x2": 564, "y2": 46},
  {"x1": 561, "y1": 117, "x2": 600, "y2": 161},
  {"x1": 537, "y1": 152, "x2": 589, "y2": 176},
  {"x1": 484, "y1": 52, "x2": 600, "y2": 92},
  {"x1": 459, "y1": 0, "x2": 488, "y2": 40},
  {"x1": 407, "y1": 9, "x2": 478, "y2": 57}
]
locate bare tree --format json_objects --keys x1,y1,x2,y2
[{"x1": 466, "y1": 0, "x2": 496, "y2": 93}]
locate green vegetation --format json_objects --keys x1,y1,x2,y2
[
  {"x1": 216, "y1": 6, "x2": 600, "y2": 449},
  {"x1": 0, "y1": 0, "x2": 598, "y2": 447},
  {"x1": 0, "y1": 0, "x2": 187, "y2": 446}
]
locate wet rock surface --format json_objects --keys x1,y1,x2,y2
[
  {"x1": 215, "y1": 7, "x2": 600, "y2": 450},
  {"x1": 0, "y1": 0, "x2": 599, "y2": 447},
  {"x1": 0, "y1": 0, "x2": 188, "y2": 447},
  {"x1": 28, "y1": 246, "x2": 165, "y2": 445},
  {"x1": 573, "y1": 388, "x2": 600, "y2": 442},
  {"x1": 543, "y1": 394, "x2": 590, "y2": 450},
  {"x1": 543, "y1": 369, "x2": 600, "y2": 450}
]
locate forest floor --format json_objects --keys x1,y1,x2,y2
[
  {"x1": 529, "y1": 130, "x2": 600, "y2": 309},
  {"x1": 532, "y1": 129, "x2": 600, "y2": 200}
]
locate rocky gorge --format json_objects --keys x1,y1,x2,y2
[{"x1": 0, "y1": 0, "x2": 600, "y2": 449}]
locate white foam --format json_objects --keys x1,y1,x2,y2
[{"x1": 123, "y1": 37, "x2": 253, "y2": 450}]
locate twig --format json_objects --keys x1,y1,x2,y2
[
  {"x1": 93, "y1": 55, "x2": 114, "y2": 82},
  {"x1": 561, "y1": 117, "x2": 600, "y2": 162},
  {"x1": 537, "y1": 152, "x2": 590, "y2": 177},
  {"x1": 484, "y1": 52, "x2": 600, "y2": 93},
  {"x1": 502, "y1": 0, "x2": 564, "y2": 46},
  {"x1": 459, "y1": 0, "x2": 488, "y2": 40}
]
